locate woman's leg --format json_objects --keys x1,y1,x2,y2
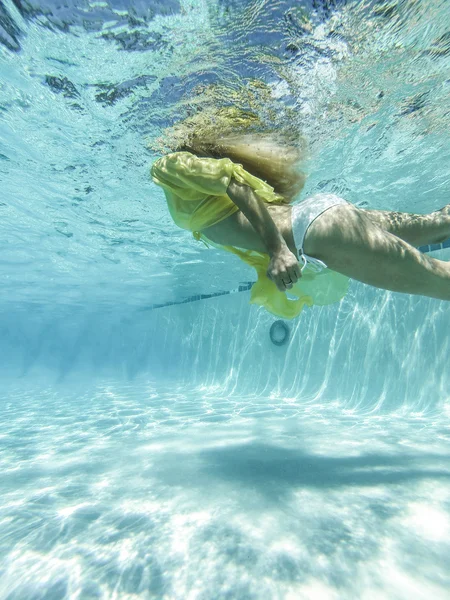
[
  {"x1": 304, "y1": 204, "x2": 450, "y2": 301},
  {"x1": 361, "y1": 205, "x2": 450, "y2": 247}
]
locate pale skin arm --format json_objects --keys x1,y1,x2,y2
[{"x1": 226, "y1": 178, "x2": 302, "y2": 292}]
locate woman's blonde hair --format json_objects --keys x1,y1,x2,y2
[{"x1": 153, "y1": 106, "x2": 308, "y2": 203}]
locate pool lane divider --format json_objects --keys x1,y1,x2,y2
[
  {"x1": 140, "y1": 239, "x2": 450, "y2": 311},
  {"x1": 417, "y1": 238, "x2": 450, "y2": 254}
]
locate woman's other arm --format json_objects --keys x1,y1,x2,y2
[{"x1": 226, "y1": 178, "x2": 301, "y2": 292}]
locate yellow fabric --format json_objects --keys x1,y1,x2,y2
[{"x1": 151, "y1": 151, "x2": 349, "y2": 319}]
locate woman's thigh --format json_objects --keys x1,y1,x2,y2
[{"x1": 303, "y1": 203, "x2": 450, "y2": 298}]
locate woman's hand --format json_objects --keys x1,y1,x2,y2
[{"x1": 267, "y1": 246, "x2": 302, "y2": 292}]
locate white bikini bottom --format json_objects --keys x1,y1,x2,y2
[{"x1": 291, "y1": 193, "x2": 348, "y2": 272}]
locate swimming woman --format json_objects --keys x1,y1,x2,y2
[{"x1": 151, "y1": 108, "x2": 450, "y2": 319}]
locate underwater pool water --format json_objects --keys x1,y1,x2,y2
[{"x1": 1, "y1": 0, "x2": 450, "y2": 598}]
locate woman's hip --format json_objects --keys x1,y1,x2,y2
[{"x1": 291, "y1": 193, "x2": 350, "y2": 266}]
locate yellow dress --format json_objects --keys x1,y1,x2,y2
[{"x1": 151, "y1": 151, "x2": 349, "y2": 319}]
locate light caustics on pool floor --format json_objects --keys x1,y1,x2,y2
[{"x1": 1, "y1": 384, "x2": 450, "y2": 600}]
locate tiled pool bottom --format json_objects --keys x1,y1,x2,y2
[{"x1": 1, "y1": 383, "x2": 450, "y2": 600}]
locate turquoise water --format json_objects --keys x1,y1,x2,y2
[{"x1": 1, "y1": 0, "x2": 450, "y2": 598}]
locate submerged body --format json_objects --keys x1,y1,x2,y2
[
  {"x1": 152, "y1": 150, "x2": 450, "y2": 318},
  {"x1": 151, "y1": 151, "x2": 350, "y2": 318},
  {"x1": 206, "y1": 188, "x2": 450, "y2": 302}
]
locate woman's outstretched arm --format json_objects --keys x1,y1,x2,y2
[{"x1": 226, "y1": 178, "x2": 301, "y2": 292}]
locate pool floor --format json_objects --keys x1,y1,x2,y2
[{"x1": 1, "y1": 383, "x2": 450, "y2": 599}]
